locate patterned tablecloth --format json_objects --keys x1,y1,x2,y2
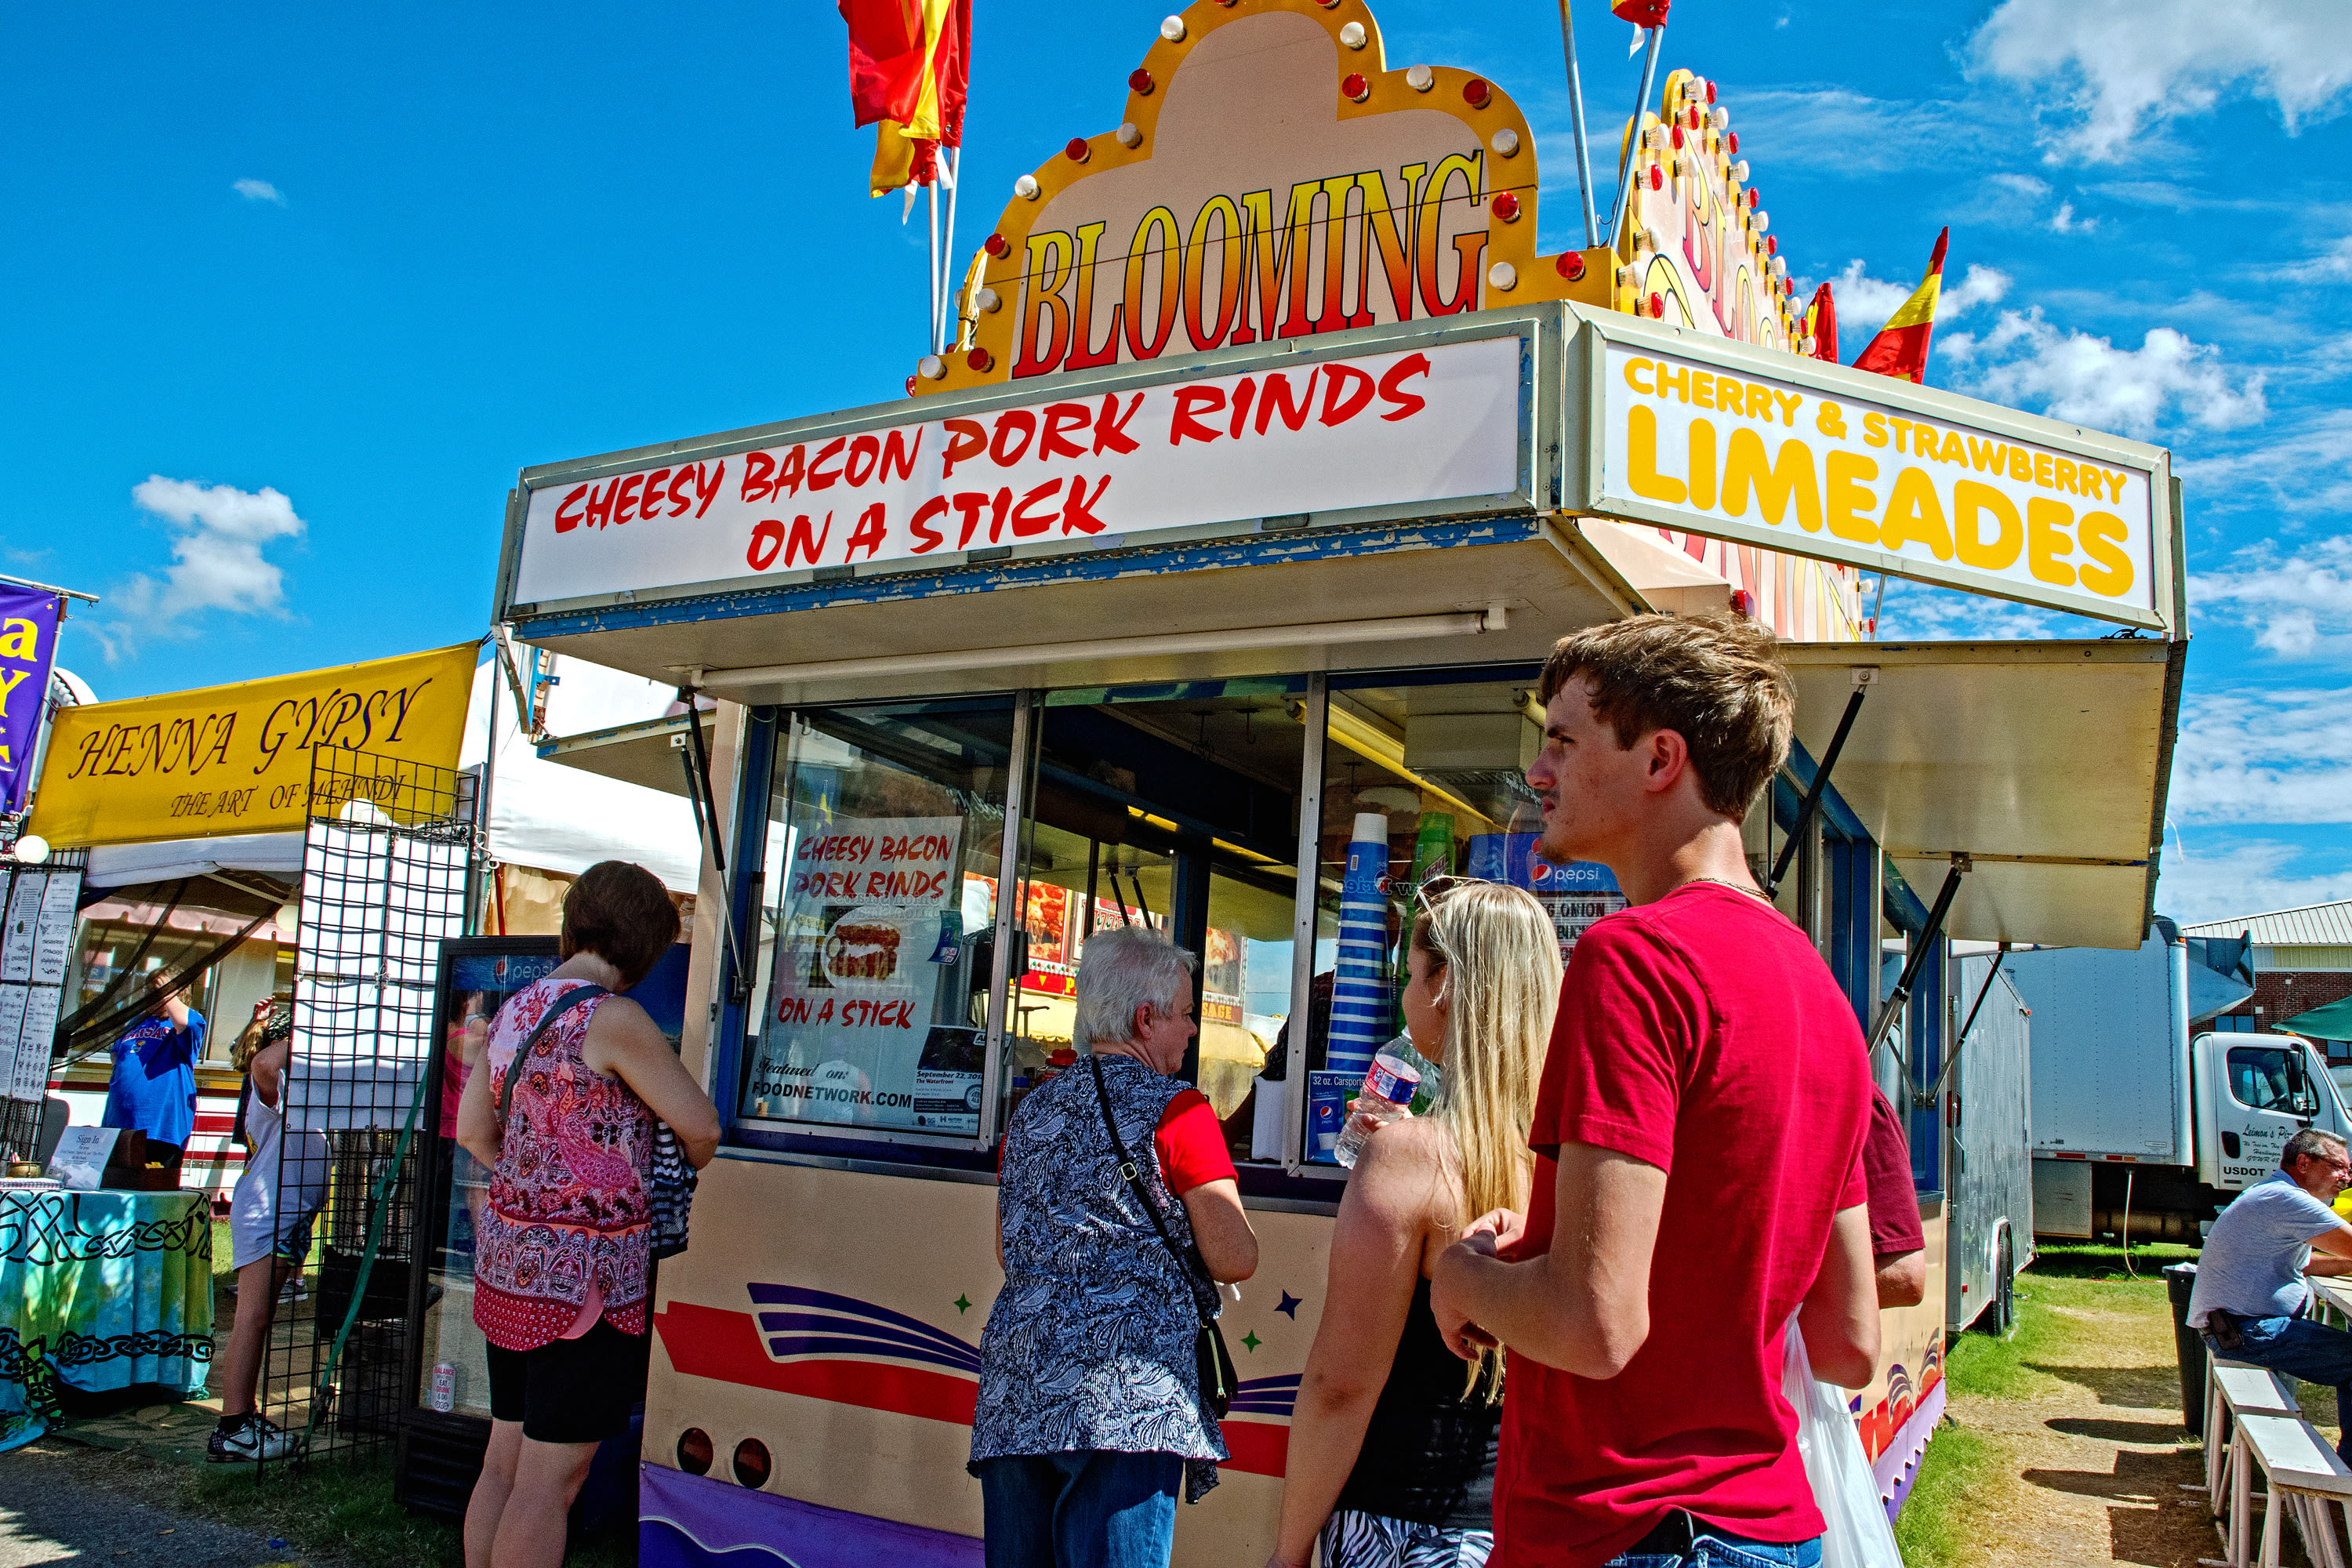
[{"x1": 0, "y1": 1189, "x2": 214, "y2": 1445}]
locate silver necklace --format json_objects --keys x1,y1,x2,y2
[{"x1": 1679, "y1": 874, "x2": 1771, "y2": 900}]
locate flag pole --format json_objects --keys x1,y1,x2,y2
[
  {"x1": 939, "y1": 145, "x2": 961, "y2": 350},
  {"x1": 1605, "y1": 24, "x2": 1664, "y2": 254},
  {"x1": 1556, "y1": 0, "x2": 1599, "y2": 250},
  {"x1": 927, "y1": 176, "x2": 942, "y2": 355}
]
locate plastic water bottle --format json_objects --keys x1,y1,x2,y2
[{"x1": 1334, "y1": 1051, "x2": 1421, "y2": 1168}]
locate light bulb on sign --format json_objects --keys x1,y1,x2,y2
[{"x1": 10, "y1": 835, "x2": 46, "y2": 865}]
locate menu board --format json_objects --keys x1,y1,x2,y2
[
  {"x1": 31, "y1": 870, "x2": 80, "y2": 985},
  {"x1": 0, "y1": 871, "x2": 43, "y2": 983},
  {"x1": 747, "y1": 816, "x2": 978, "y2": 1135},
  {"x1": 0, "y1": 985, "x2": 27, "y2": 1101}
]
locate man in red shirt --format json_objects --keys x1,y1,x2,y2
[{"x1": 1430, "y1": 614, "x2": 1879, "y2": 1568}]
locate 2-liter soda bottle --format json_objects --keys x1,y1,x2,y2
[{"x1": 1333, "y1": 1050, "x2": 1421, "y2": 1168}]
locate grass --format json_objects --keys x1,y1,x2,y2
[{"x1": 1892, "y1": 1237, "x2": 2201, "y2": 1567}]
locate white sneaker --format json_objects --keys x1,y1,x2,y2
[
  {"x1": 278, "y1": 1278, "x2": 307, "y2": 1303},
  {"x1": 208, "y1": 1414, "x2": 296, "y2": 1462}
]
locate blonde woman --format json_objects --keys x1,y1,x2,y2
[{"x1": 1267, "y1": 880, "x2": 1563, "y2": 1568}]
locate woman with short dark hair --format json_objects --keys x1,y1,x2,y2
[
  {"x1": 971, "y1": 925, "x2": 1259, "y2": 1567},
  {"x1": 456, "y1": 861, "x2": 720, "y2": 1568}
]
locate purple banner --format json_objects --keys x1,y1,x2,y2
[{"x1": 0, "y1": 587, "x2": 61, "y2": 816}]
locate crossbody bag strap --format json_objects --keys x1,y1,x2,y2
[
  {"x1": 495, "y1": 984, "x2": 609, "y2": 1127},
  {"x1": 1088, "y1": 1054, "x2": 1212, "y2": 1325}
]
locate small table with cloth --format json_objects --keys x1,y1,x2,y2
[{"x1": 0, "y1": 1188, "x2": 216, "y2": 1449}]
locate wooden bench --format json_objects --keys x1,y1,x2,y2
[
  {"x1": 2209, "y1": 1359, "x2": 2305, "y2": 1502},
  {"x1": 2229, "y1": 1413, "x2": 2352, "y2": 1568}
]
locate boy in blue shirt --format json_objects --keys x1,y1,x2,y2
[{"x1": 101, "y1": 985, "x2": 205, "y2": 1163}]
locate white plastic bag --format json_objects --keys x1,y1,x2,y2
[{"x1": 1783, "y1": 1315, "x2": 1906, "y2": 1568}]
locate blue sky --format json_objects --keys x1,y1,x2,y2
[{"x1": 5, "y1": 0, "x2": 2348, "y2": 924}]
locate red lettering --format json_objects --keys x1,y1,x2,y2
[
  {"x1": 1228, "y1": 377, "x2": 1256, "y2": 438},
  {"x1": 741, "y1": 452, "x2": 775, "y2": 504},
  {"x1": 668, "y1": 466, "x2": 695, "y2": 516},
  {"x1": 1011, "y1": 479, "x2": 1062, "y2": 537},
  {"x1": 942, "y1": 419, "x2": 988, "y2": 478},
  {"x1": 951, "y1": 492, "x2": 991, "y2": 548},
  {"x1": 990, "y1": 410, "x2": 1037, "y2": 466},
  {"x1": 696, "y1": 459, "x2": 726, "y2": 517},
  {"x1": 584, "y1": 481, "x2": 615, "y2": 529},
  {"x1": 641, "y1": 468, "x2": 670, "y2": 517},
  {"x1": 747, "y1": 517, "x2": 785, "y2": 570},
  {"x1": 881, "y1": 427, "x2": 921, "y2": 481},
  {"x1": 1062, "y1": 475, "x2": 1111, "y2": 535},
  {"x1": 615, "y1": 473, "x2": 644, "y2": 522},
  {"x1": 785, "y1": 512, "x2": 832, "y2": 567},
  {"x1": 987, "y1": 488, "x2": 1012, "y2": 543},
  {"x1": 844, "y1": 502, "x2": 887, "y2": 560},
  {"x1": 1094, "y1": 392, "x2": 1145, "y2": 456},
  {"x1": 807, "y1": 437, "x2": 848, "y2": 491},
  {"x1": 1255, "y1": 369, "x2": 1319, "y2": 434},
  {"x1": 1041, "y1": 403, "x2": 1091, "y2": 460},
  {"x1": 909, "y1": 495, "x2": 948, "y2": 553},
  {"x1": 775, "y1": 446, "x2": 806, "y2": 499},
  {"x1": 844, "y1": 434, "x2": 881, "y2": 487},
  {"x1": 1171, "y1": 386, "x2": 1225, "y2": 444},
  {"x1": 554, "y1": 484, "x2": 589, "y2": 532},
  {"x1": 1319, "y1": 364, "x2": 1376, "y2": 426},
  {"x1": 1377, "y1": 353, "x2": 1432, "y2": 421}
]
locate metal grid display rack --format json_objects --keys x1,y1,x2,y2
[
  {"x1": 0, "y1": 846, "x2": 91, "y2": 1160},
  {"x1": 254, "y1": 746, "x2": 473, "y2": 1470}
]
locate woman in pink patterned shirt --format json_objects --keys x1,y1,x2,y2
[{"x1": 456, "y1": 862, "x2": 720, "y2": 1568}]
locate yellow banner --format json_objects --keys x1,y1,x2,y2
[{"x1": 26, "y1": 642, "x2": 478, "y2": 848}]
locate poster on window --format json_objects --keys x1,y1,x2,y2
[{"x1": 750, "y1": 816, "x2": 978, "y2": 1134}]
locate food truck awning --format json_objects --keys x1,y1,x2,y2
[
  {"x1": 1781, "y1": 638, "x2": 2185, "y2": 951},
  {"x1": 536, "y1": 710, "x2": 713, "y2": 799}
]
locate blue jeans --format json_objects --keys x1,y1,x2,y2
[
  {"x1": 1606, "y1": 1527, "x2": 1824, "y2": 1567},
  {"x1": 976, "y1": 1450, "x2": 1181, "y2": 1568},
  {"x1": 2208, "y1": 1316, "x2": 2352, "y2": 1459}
]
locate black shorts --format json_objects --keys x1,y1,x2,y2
[{"x1": 485, "y1": 1318, "x2": 649, "y2": 1444}]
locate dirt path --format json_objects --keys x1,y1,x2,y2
[{"x1": 1941, "y1": 1272, "x2": 2339, "y2": 1566}]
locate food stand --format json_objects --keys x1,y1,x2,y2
[{"x1": 485, "y1": 2, "x2": 2185, "y2": 1559}]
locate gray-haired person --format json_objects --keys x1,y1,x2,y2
[
  {"x1": 2190, "y1": 1127, "x2": 2352, "y2": 1460},
  {"x1": 970, "y1": 925, "x2": 1259, "y2": 1568}
]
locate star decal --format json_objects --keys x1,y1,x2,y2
[
  {"x1": 1276, "y1": 1290, "x2": 1302, "y2": 1319},
  {"x1": 953, "y1": 1294, "x2": 971, "y2": 1314},
  {"x1": 1240, "y1": 1330, "x2": 1261, "y2": 1353}
]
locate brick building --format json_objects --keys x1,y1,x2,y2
[{"x1": 2183, "y1": 900, "x2": 2352, "y2": 1052}]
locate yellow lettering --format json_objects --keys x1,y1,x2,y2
[
  {"x1": 1965, "y1": 436, "x2": 2005, "y2": 473},
  {"x1": 1953, "y1": 481, "x2": 2023, "y2": 570},
  {"x1": 1721, "y1": 428, "x2": 1822, "y2": 532},
  {"x1": 1625, "y1": 358, "x2": 1655, "y2": 395},
  {"x1": 2055, "y1": 458, "x2": 2080, "y2": 494},
  {"x1": 1657, "y1": 361, "x2": 1690, "y2": 401},
  {"x1": 2077, "y1": 511, "x2": 2134, "y2": 597},
  {"x1": 1689, "y1": 419, "x2": 1718, "y2": 510},
  {"x1": 2027, "y1": 497, "x2": 2076, "y2": 585},
  {"x1": 1878, "y1": 467, "x2": 1954, "y2": 561},
  {"x1": 2104, "y1": 468, "x2": 2127, "y2": 503},
  {"x1": 1888, "y1": 417, "x2": 1913, "y2": 454},
  {"x1": 1716, "y1": 375, "x2": 1744, "y2": 412},
  {"x1": 1745, "y1": 383, "x2": 1773, "y2": 421},
  {"x1": 0, "y1": 668, "x2": 23, "y2": 717},
  {"x1": 2033, "y1": 451, "x2": 2054, "y2": 488},
  {"x1": 2009, "y1": 446, "x2": 2032, "y2": 482},
  {"x1": 1771, "y1": 389, "x2": 1802, "y2": 426},
  {"x1": 1863, "y1": 412, "x2": 1889, "y2": 448},
  {"x1": 1627, "y1": 405, "x2": 1687, "y2": 503},
  {"x1": 1939, "y1": 431, "x2": 1968, "y2": 465},
  {"x1": 1825, "y1": 450, "x2": 1880, "y2": 543},
  {"x1": 1693, "y1": 374, "x2": 1715, "y2": 410},
  {"x1": 0, "y1": 619, "x2": 36, "y2": 662}
]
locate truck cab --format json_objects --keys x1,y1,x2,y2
[{"x1": 2194, "y1": 1031, "x2": 2352, "y2": 1191}]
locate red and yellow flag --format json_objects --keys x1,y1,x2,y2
[
  {"x1": 840, "y1": 0, "x2": 970, "y2": 198},
  {"x1": 1802, "y1": 282, "x2": 1838, "y2": 363},
  {"x1": 1850, "y1": 227, "x2": 1948, "y2": 385}
]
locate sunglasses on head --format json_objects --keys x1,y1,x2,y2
[{"x1": 1413, "y1": 874, "x2": 1498, "y2": 922}]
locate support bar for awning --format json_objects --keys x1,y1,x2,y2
[
  {"x1": 1922, "y1": 942, "x2": 2009, "y2": 1109},
  {"x1": 1868, "y1": 854, "x2": 1970, "y2": 1070},
  {"x1": 1767, "y1": 670, "x2": 1873, "y2": 898},
  {"x1": 677, "y1": 684, "x2": 753, "y2": 1004}
]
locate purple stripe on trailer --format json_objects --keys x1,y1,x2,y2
[{"x1": 641, "y1": 1465, "x2": 984, "y2": 1568}]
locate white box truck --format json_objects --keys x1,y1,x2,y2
[{"x1": 2005, "y1": 920, "x2": 2332, "y2": 1240}]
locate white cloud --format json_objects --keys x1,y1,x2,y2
[
  {"x1": 2272, "y1": 233, "x2": 2352, "y2": 282},
  {"x1": 232, "y1": 178, "x2": 286, "y2": 205},
  {"x1": 2190, "y1": 532, "x2": 2352, "y2": 662},
  {"x1": 1827, "y1": 260, "x2": 2008, "y2": 351},
  {"x1": 2155, "y1": 839, "x2": 2352, "y2": 926},
  {"x1": 1868, "y1": 577, "x2": 2096, "y2": 641},
  {"x1": 2047, "y1": 201, "x2": 2096, "y2": 234},
  {"x1": 1938, "y1": 309, "x2": 2266, "y2": 437},
  {"x1": 1988, "y1": 173, "x2": 2051, "y2": 201},
  {"x1": 1730, "y1": 88, "x2": 1997, "y2": 176},
  {"x1": 1971, "y1": 0, "x2": 2352, "y2": 162},
  {"x1": 100, "y1": 477, "x2": 306, "y2": 657},
  {"x1": 2168, "y1": 688, "x2": 2352, "y2": 824}
]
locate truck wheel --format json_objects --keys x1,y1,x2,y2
[{"x1": 1994, "y1": 1230, "x2": 2017, "y2": 1334}]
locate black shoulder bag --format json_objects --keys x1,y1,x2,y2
[
  {"x1": 495, "y1": 985, "x2": 608, "y2": 1124},
  {"x1": 1087, "y1": 1054, "x2": 1237, "y2": 1420}
]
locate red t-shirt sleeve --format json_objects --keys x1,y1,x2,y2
[
  {"x1": 1862, "y1": 1085, "x2": 1922, "y2": 1254},
  {"x1": 1530, "y1": 919, "x2": 1708, "y2": 1174},
  {"x1": 1155, "y1": 1090, "x2": 1238, "y2": 1196}
]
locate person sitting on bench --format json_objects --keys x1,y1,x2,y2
[{"x1": 2190, "y1": 1127, "x2": 2352, "y2": 1460}]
